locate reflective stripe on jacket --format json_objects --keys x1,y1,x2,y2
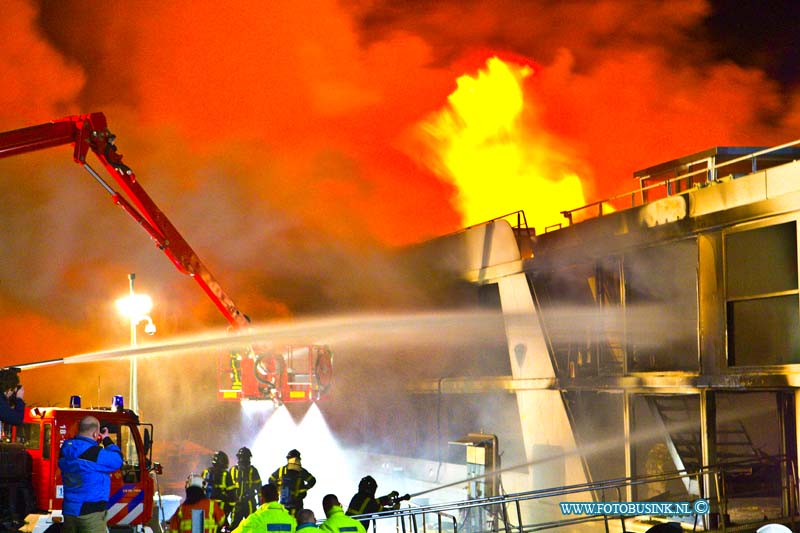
[
  {"x1": 269, "y1": 465, "x2": 316, "y2": 505},
  {"x1": 203, "y1": 467, "x2": 235, "y2": 506},
  {"x1": 232, "y1": 501, "x2": 297, "y2": 533},
  {"x1": 321, "y1": 505, "x2": 366, "y2": 533},
  {"x1": 169, "y1": 498, "x2": 226, "y2": 533},
  {"x1": 231, "y1": 464, "x2": 262, "y2": 513}
]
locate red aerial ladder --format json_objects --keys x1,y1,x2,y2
[{"x1": 0, "y1": 112, "x2": 333, "y2": 403}]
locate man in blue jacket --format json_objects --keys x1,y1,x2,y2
[{"x1": 58, "y1": 416, "x2": 124, "y2": 533}]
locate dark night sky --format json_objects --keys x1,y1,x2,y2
[{"x1": 703, "y1": 0, "x2": 800, "y2": 88}]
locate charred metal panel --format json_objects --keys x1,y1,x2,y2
[
  {"x1": 766, "y1": 160, "x2": 800, "y2": 198},
  {"x1": 698, "y1": 233, "x2": 726, "y2": 375},
  {"x1": 689, "y1": 170, "x2": 768, "y2": 217}
]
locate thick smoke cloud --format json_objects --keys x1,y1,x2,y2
[
  {"x1": 0, "y1": 0, "x2": 83, "y2": 126},
  {"x1": 351, "y1": 0, "x2": 800, "y2": 198},
  {"x1": 1, "y1": 0, "x2": 798, "y2": 487}
]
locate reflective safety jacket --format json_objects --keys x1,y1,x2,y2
[
  {"x1": 203, "y1": 467, "x2": 235, "y2": 510},
  {"x1": 321, "y1": 505, "x2": 366, "y2": 533},
  {"x1": 169, "y1": 498, "x2": 226, "y2": 533},
  {"x1": 230, "y1": 464, "x2": 262, "y2": 524},
  {"x1": 232, "y1": 501, "x2": 296, "y2": 533},
  {"x1": 346, "y1": 492, "x2": 397, "y2": 532},
  {"x1": 269, "y1": 464, "x2": 316, "y2": 509}
]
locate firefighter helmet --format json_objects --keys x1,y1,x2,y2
[
  {"x1": 359, "y1": 475, "x2": 377, "y2": 495},
  {"x1": 212, "y1": 450, "x2": 229, "y2": 469},
  {"x1": 286, "y1": 449, "x2": 301, "y2": 460},
  {"x1": 186, "y1": 474, "x2": 207, "y2": 490},
  {"x1": 237, "y1": 447, "x2": 252, "y2": 461}
]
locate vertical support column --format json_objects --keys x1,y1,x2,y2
[
  {"x1": 777, "y1": 391, "x2": 797, "y2": 517},
  {"x1": 619, "y1": 257, "x2": 628, "y2": 376},
  {"x1": 793, "y1": 391, "x2": 800, "y2": 517},
  {"x1": 623, "y1": 391, "x2": 634, "y2": 502},
  {"x1": 698, "y1": 234, "x2": 726, "y2": 375},
  {"x1": 128, "y1": 273, "x2": 139, "y2": 415},
  {"x1": 700, "y1": 390, "x2": 717, "y2": 527},
  {"x1": 497, "y1": 273, "x2": 586, "y2": 523}
]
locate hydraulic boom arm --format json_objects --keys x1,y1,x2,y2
[
  {"x1": 0, "y1": 112, "x2": 249, "y2": 329},
  {"x1": 1, "y1": 113, "x2": 334, "y2": 403}
]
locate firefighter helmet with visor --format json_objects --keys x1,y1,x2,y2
[
  {"x1": 359, "y1": 475, "x2": 377, "y2": 495},
  {"x1": 212, "y1": 450, "x2": 229, "y2": 469},
  {"x1": 237, "y1": 447, "x2": 252, "y2": 461},
  {"x1": 286, "y1": 449, "x2": 301, "y2": 460}
]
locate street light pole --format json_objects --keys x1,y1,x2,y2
[
  {"x1": 116, "y1": 273, "x2": 154, "y2": 415},
  {"x1": 128, "y1": 273, "x2": 139, "y2": 415}
]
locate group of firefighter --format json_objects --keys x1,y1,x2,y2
[{"x1": 168, "y1": 447, "x2": 410, "y2": 533}]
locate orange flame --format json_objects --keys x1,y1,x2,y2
[{"x1": 416, "y1": 57, "x2": 587, "y2": 232}]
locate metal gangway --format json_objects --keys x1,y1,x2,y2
[{"x1": 354, "y1": 456, "x2": 798, "y2": 533}]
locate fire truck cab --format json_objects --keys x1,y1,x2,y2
[{"x1": 1, "y1": 396, "x2": 158, "y2": 533}]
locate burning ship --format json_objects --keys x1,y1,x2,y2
[{"x1": 396, "y1": 140, "x2": 800, "y2": 531}]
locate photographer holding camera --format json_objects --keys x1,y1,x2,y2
[
  {"x1": 0, "y1": 367, "x2": 25, "y2": 427},
  {"x1": 59, "y1": 416, "x2": 123, "y2": 533}
]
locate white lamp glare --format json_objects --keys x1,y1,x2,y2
[{"x1": 116, "y1": 293, "x2": 153, "y2": 318}]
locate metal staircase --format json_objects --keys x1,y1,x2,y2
[
  {"x1": 645, "y1": 395, "x2": 702, "y2": 488},
  {"x1": 645, "y1": 395, "x2": 761, "y2": 497}
]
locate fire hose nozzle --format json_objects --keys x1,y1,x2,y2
[{"x1": 390, "y1": 493, "x2": 411, "y2": 505}]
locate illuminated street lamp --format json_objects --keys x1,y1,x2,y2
[{"x1": 115, "y1": 273, "x2": 155, "y2": 415}]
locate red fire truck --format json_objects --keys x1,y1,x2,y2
[
  {"x1": 1, "y1": 392, "x2": 158, "y2": 532},
  {"x1": 0, "y1": 113, "x2": 334, "y2": 529},
  {"x1": 0, "y1": 112, "x2": 333, "y2": 403}
]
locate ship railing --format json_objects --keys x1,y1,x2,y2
[
  {"x1": 464, "y1": 210, "x2": 531, "y2": 234},
  {"x1": 559, "y1": 138, "x2": 800, "y2": 227},
  {"x1": 357, "y1": 455, "x2": 798, "y2": 533}
]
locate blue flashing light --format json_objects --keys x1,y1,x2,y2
[
  {"x1": 112, "y1": 395, "x2": 124, "y2": 410},
  {"x1": 69, "y1": 395, "x2": 81, "y2": 408}
]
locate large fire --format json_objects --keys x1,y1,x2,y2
[{"x1": 415, "y1": 57, "x2": 587, "y2": 233}]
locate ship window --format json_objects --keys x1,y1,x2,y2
[
  {"x1": 532, "y1": 262, "x2": 597, "y2": 377},
  {"x1": 625, "y1": 240, "x2": 699, "y2": 371},
  {"x1": 564, "y1": 391, "x2": 625, "y2": 487},
  {"x1": 596, "y1": 257, "x2": 624, "y2": 375},
  {"x1": 726, "y1": 222, "x2": 800, "y2": 366},
  {"x1": 632, "y1": 394, "x2": 701, "y2": 500},
  {"x1": 716, "y1": 392, "x2": 783, "y2": 507}
]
